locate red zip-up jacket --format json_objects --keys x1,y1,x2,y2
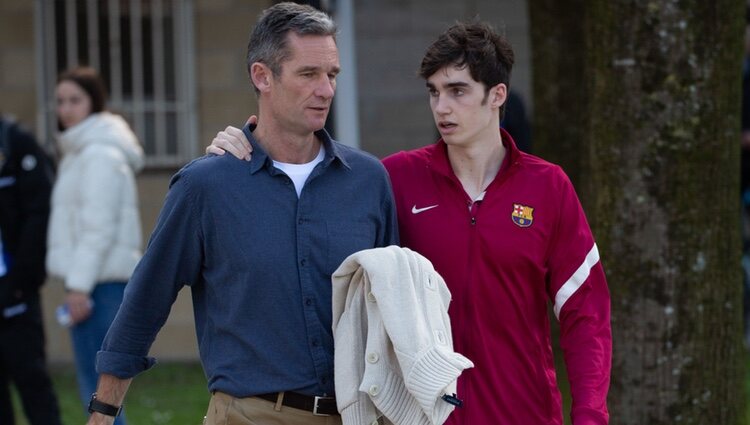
[{"x1": 381, "y1": 129, "x2": 611, "y2": 425}]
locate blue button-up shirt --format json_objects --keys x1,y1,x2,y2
[{"x1": 97, "y1": 126, "x2": 398, "y2": 397}]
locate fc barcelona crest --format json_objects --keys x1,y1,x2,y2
[{"x1": 511, "y1": 204, "x2": 534, "y2": 227}]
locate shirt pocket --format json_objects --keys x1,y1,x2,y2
[{"x1": 326, "y1": 219, "x2": 377, "y2": 272}]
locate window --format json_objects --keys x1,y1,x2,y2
[{"x1": 35, "y1": 0, "x2": 198, "y2": 167}]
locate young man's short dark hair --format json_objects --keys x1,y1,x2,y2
[{"x1": 420, "y1": 21, "x2": 515, "y2": 119}]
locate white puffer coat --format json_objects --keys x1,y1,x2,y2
[{"x1": 46, "y1": 112, "x2": 144, "y2": 293}]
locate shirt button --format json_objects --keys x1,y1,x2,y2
[
  {"x1": 367, "y1": 292, "x2": 376, "y2": 302},
  {"x1": 305, "y1": 298, "x2": 312, "y2": 306},
  {"x1": 300, "y1": 259, "x2": 307, "y2": 266},
  {"x1": 368, "y1": 385, "x2": 380, "y2": 396},
  {"x1": 312, "y1": 339, "x2": 319, "y2": 347},
  {"x1": 367, "y1": 352, "x2": 379, "y2": 364},
  {"x1": 321, "y1": 377, "x2": 328, "y2": 384},
  {"x1": 298, "y1": 218, "x2": 304, "y2": 225}
]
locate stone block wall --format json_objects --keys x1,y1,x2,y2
[
  {"x1": 354, "y1": 0, "x2": 532, "y2": 158},
  {"x1": 3, "y1": 0, "x2": 533, "y2": 363}
]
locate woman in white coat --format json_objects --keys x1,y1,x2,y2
[{"x1": 47, "y1": 67, "x2": 142, "y2": 424}]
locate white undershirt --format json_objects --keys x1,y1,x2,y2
[
  {"x1": 273, "y1": 147, "x2": 325, "y2": 197},
  {"x1": 468, "y1": 191, "x2": 486, "y2": 211}
]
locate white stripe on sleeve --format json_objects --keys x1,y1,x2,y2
[{"x1": 553, "y1": 244, "x2": 600, "y2": 319}]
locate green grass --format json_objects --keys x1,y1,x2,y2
[
  {"x1": 9, "y1": 351, "x2": 750, "y2": 424},
  {"x1": 11, "y1": 362, "x2": 209, "y2": 425}
]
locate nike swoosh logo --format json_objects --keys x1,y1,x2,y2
[{"x1": 412, "y1": 204, "x2": 439, "y2": 214}]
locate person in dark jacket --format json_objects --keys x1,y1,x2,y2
[
  {"x1": 501, "y1": 90, "x2": 532, "y2": 153},
  {"x1": 741, "y1": 9, "x2": 750, "y2": 348},
  {"x1": 0, "y1": 116, "x2": 62, "y2": 425}
]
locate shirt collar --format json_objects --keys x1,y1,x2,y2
[{"x1": 242, "y1": 123, "x2": 350, "y2": 174}]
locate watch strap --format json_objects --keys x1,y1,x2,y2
[{"x1": 88, "y1": 393, "x2": 122, "y2": 417}]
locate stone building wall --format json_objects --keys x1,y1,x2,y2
[{"x1": 1, "y1": 0, "x2": 531, "y2": 362}]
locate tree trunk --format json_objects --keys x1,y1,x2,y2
[
  {"x1": 528, "y1": 0, "x2": 588, "y2": 196},
  {"x1": 531, "y1": 1, "x2": 746, "y2": 424}
]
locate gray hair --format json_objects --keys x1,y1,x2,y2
[{"x1": 246, "y1": 2, "x2": 337, "y2": 92}]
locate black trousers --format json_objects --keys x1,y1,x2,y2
[{"x1": 0, "y1": 295, "x2": 62, "y2": 425}]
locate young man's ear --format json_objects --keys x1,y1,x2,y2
[
  {"x1": 250, "y1": 62, "x2": 272, "y2": 93},
  {"x1": 489, "y1": 83, "x2": 508, "y2": 109}
]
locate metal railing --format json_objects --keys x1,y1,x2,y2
[{"x1": 35, "y1": 0, "x2": 198, "y2": 167}]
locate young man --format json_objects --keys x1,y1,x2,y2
[
  {"x1": 86, "y1": 4, "x2": 397, "y2": 425},
  {"x1": 384, "y1": 22, "x2": 611, "y2": 425},
  {"x1": 211, "y1": 21, "x2": 611, "y2": 425}
]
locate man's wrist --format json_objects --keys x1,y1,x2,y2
[
  {"x1": 88, "y1": 393, "x2": 122, "y2": 417},
  {"x1": 87, "y1": 411, "x2": 116, "y2": 425}
]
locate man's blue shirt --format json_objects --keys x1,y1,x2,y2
[{"x1": 97, "y1": 126, "x2": 399, "y2": 397}]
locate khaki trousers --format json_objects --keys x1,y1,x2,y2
[{"x1": 204, "y1": 391, "x2": 343, "y2": 425}]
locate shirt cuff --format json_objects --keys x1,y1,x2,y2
[
  {"x1": 65, "y1": 276, "x2": 96, "y2": 294},
  {"x1": 96, "y1": 350, "x2": 157, "y2": 379}
]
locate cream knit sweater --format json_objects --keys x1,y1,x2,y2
[{"x1": 332, "y1": 246, "x2": 473, "y2": 425}]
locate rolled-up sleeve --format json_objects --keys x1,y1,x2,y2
[{"x1": 97, "y1": 168, "x2": 204, "y2": 378}]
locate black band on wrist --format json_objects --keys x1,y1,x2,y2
[{"x1": 88, "y1": 393, "x2": 122, "y2": 417}]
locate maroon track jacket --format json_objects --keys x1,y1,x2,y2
[{"x1": 382, "y1": 129, "x2": 611, "y2": 425}]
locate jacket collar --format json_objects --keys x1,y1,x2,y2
[
  {"x1": 428, "y1": 127, "x2": 521, "y2": 182},
  {"x1": 57, "y1": 112, "x2": 144, "y2": 172}
]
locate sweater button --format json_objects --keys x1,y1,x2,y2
[
  {"x1": 425, "y1": 277, "x2": 434, "y2": 289},
  {"x1": 367, "y1": 352, "x2": 379, "y2": 364},
  {"x1": 368, "y1": 385, "x2": 379, "y2": 396},
  {"x1": 435, "y1": 330, "x2": 447, "y2": 344}
]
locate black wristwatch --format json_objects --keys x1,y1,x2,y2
[{"x1": 88, "y1": 393, "x2": 122, "y2": 417}]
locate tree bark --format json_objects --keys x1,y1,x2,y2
[
  {"x1": 531, "y1": 1, "x2": 746, "y2": 423},
  {"x1": 528, "y1": 0, "x2": 588, "y2": 197}
]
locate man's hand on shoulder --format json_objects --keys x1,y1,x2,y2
[{"x1": 205, "y1": 118, "x2": 256, "y2": 161}]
